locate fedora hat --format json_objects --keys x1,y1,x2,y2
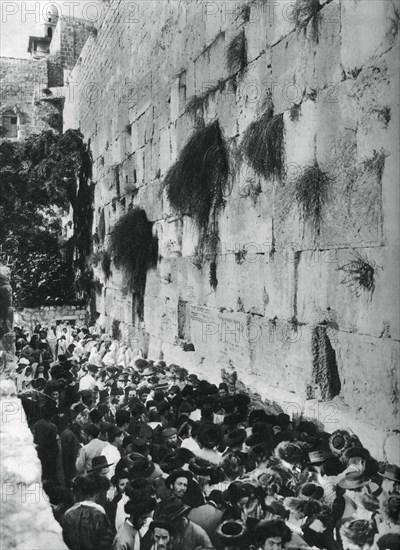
[
  {"x1": 158, "y1": 496, "x2": 191, "y2": 520},
  {"x1": 298, "y1": 482, "x2": 324, "y2": 500},
  {"x1": 87, "y1": 364, "x2": 99, "y2": 372},
  {"x1": 198, "y1": 423, "x2": 220, "y2": 449},
  {"x1": 216, "y1": 520, "x2": 246, "y2": 544},
  {"x1": 338, "y1": 472, "x2": 370, "y2": 490},
  {"x1": 189, "y1": 458, "x2": 214, "y2": 477},
  {"x1": 186, "y1": 374, "x2": 200, "y2": 386},
  {"x1": 378, "y1": 464, "x2": 400, "y2": 483},
  {"x1": 129, "y1": 456, "x2": 156, "y2": 479},
  {"x1": 308, "y1": 450, "x2": 329, "y2": 464},
  {"x1": 142, "y1": 366, "x2": 157, "y2": 377},
  {"x1": 134, "y1": 358, "x2": 148, "y2": 369},
  {"x1": 88, "y1": 455, "x2": 114, "y2": 472},
  {"x1": 343, "y1": 446, "x2": 370, "y2": 462},
  {"x1": 224, "y1": 428, "x2": 247, "y2": 448}
]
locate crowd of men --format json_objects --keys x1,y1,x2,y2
[{"x1": 14, "y1": 322, "x2": 400, "y2": 550}]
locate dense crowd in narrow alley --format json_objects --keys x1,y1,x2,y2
[{"x1": 14, "y1": 322, "x2": 400, "y2": 550}]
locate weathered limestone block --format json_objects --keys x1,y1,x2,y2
[
  {"x1": 157, "y1": 218, "x2": 183, "y2": 259},
  {"x1": 1, "y1": 386, "x2": 68, "y2": 550},
  {"x1": 236, "y1": 53, "x2": 271, "y2": 134},
  {"x1": 270, "y1": 27, "x2": 312, "y2": 114},
  {"x1": 266, "y1": 0, "x2": 296, "y2": 47},
  {"x1": 245, "y1": 2, "x2": 270, "y2": 63},
  {"x1": 332, "y1": 331, "x2": 399, "y2": 430},
  {"x1": 313, "y1": 2, "x2": 342, "y2": 90},
  {"x1": 284, "y1": 100, "x2": 317, "y2": 168},
  {"x1": 341, "y1": 0, "x2": 398, "y2": 75},
  {"x1": 181, "y1": 216, "x2": 200, "y2": 258},
  {"x1": 296, "y1": 246, "x2": 399, "y2": 341},
  {"x1": 215, "y1": 80, "x2": 239, "y2": 138},
  {"x1": 263, "y1": 249, "x2": 297, "y2": 320},
  {"x1": 384, "y1": 433, "x2": 400, "y2": 465},
  {"x1": 175, "y1": 257, "x2": 206, "y2": 305}
]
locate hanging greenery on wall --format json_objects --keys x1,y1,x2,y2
[
  {"x1": 288, "y1": 161, "x2": 331, "y2": 238},
  {"x1": 226, "y1": 30, "x2": 247, "y2": 74},
  {"x1": 109, "y1": 207, "x2": 158, "y2": 319},
  {"x1": 241, "y1": 107, "x2": 285, "y2": 180},
  {"x1": 164, "y1": 120, "x2": 229, "y2": 280},
  {"x1": 101, "y1": 249, "x2": 112, "y2": 279},
  {"x1": 98, "y1": 208, "x2": 106, "y2": 243},
  {"x1": 293, "y1": 0, "x2": 321, "y2": 42},
  {"x1": 186, "y1": 79, "x2": 227, "y2": 124},
  {"x1": 337, "y1": 251, "x2": 381, "y2": 299}
]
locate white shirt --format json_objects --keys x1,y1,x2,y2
[
  {"x1": 101, "y1": 444, "x2": 121, "y2": 479},
  {"x1": 115, "y1": 493, "x2": 129, "y2": 531}
]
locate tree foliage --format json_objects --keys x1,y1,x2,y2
[{"x1": 0, "y1": 129, "x2": 93, "y2": 308}]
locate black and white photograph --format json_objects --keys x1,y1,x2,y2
[{"x1": 0, "y1": 1, "x2": 399, "y2": 549}]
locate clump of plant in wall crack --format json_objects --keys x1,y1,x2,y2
[
  {"x1": 186, "y1": 80, "x2": 227, "y2": 123},
  {"x1": 238, "y1": 180, "x2": 262, "y2": 204},
  {"x1": 288, "y1": 161, "x2": 331, "y2": 238},
  {"x1": 226, "y1": 30, "x2": 247, "y2": 74},
  {"x1": 98, "y1": 208, "x2": 106, "y2": 243},
  {"x1": 100, "y1": 249, "x2": 112, "y2": 280},
  {"x1": 337, "y1": 251, "x2": 381, "y2": 299},
  {"x1": 241, "y1": 107, "x2": 285, "y2": 180},
  {"x1": 293, "y1": 0, "x2": 321, "y2": 42},
  {"x1": 109, "y1": 207, "x2": 158, "y2": 319},
  {"x1": 289, "y1": 104, "x2": 302, "y2": 122},
  {"x1": 209, "y1": 261, "x2": 218, "y2": 291},
  {"x1": 363, "y1": 149, "x2": 386, "y2": 183},
  {"x1": 164, "y1": 120, "x2": 229, "y2": 282}
]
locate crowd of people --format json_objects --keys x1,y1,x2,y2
[{"x1": 13, "y1": 322, "x2": 400, "y2": 550}]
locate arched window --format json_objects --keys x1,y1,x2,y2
[
  {"x1": 1, "y1": 110, "x2": 18, "y2": 138},
  {"x1": 47, "y1": 27, "x2": 53, "y2": 38}
]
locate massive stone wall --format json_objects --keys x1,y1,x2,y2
[
  {"x1": 14, "y1": 305, "x2": 88, "y2": 332},
  {"x1": 0, "y1": 264, "x2": 68, "y2": 549},
  {"x1": 0, "y1": 57, "x2": 61, "y2": 138},
  {"x1": 64, "y1": 0, "x2": 400, "y2": 458}
]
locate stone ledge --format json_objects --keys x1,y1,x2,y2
[{"x1": 0, "y1": 380, "x2": 68, "y2": 550}]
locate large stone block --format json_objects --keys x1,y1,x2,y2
[
  {"x1": 332, "y1": 331, "x2": 399, "y2": 430},
  {"x1": 270, "y1": 28, "x2": 313, "y2": 114},
  {"x1": 341, "y1": 0, "x2": 398, "y2": 75},
  {"x1": 157, "y1": 217, "x2": 183, "y2": 259},
  {"x1": 297, "y1": 246, "x2": 400, "y2": 341}
]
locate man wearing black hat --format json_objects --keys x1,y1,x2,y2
[
  {"x1": 155, "y1": 497, "x2": 213, "y2": 550},
  {"x1": 76, "y1": 423, "x2": 108, "y2": 474}
]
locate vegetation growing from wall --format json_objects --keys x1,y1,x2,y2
[
  {"x1": 164, "y1": 121, "x2": 229, "y2": 278},
  {"x1": 0, "y1": 129, "x2": 93, "y2": 308},
  {"x1": 101, "y1": 249, "x2": 112, "y2": 279},
  {"x1": 109, "y1": 207, "x2": 158, "y2": 319},
  {"x1": 226, "y1": 30, "x2": 247, "y2": 74},
  {"x1": 293, "y1": 0, "x2": 321, "y2": 42},
  {"x1": 338, "y1": 251, "x2": 380, "y2": 299},
  {"x1": 241, "y1": 107, "x2": 285, "y2": 180},
  {"x1": 289, "y1": 161, "x2": 331, "y2": 238}
]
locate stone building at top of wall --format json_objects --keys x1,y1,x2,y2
[{"x1": 0, "y1": 6, "x2": 91, "y2": 140}]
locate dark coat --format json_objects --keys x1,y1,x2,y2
[{"x1": 62, "y1": 502, "x2": 114, "y2": 550}]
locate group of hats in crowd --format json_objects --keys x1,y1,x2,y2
[{"x1": 13, "y1": 323, "x2": 400, "y2": 550}]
